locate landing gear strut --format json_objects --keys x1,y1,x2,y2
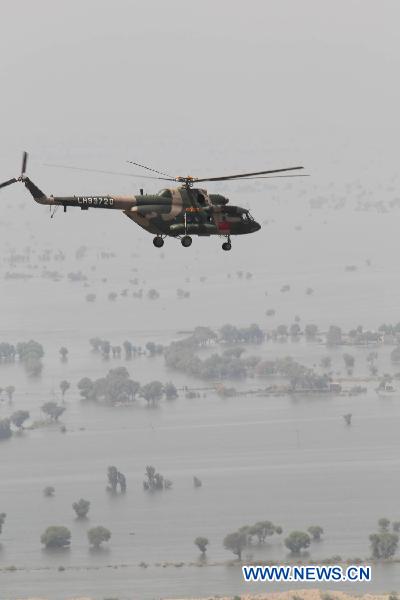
[
  {"x1": 181, "y1": 235, "x2": 192, "y2": 247},
  {"x1": 153, "y1": 236, "x2": 164, "y2": 248},
  {"x1": 222, "y1": 236, "x2": 232, "y2": 251}
]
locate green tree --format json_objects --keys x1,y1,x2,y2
[
  {"x1": 284, "y1": 531, "x2": 311, "y2": 554},
  {"x1": 0, "y1": 513, "x2": 6, "y2": 535},
  {"x1": 164, "y1": 382, "x2": 178, "y2": 399},
  {"x1": 72, "y1": 498, "x2": 90, "y2": 519},
  {"x1": 10, "y1": 410, "x2": 29, "y2": 430},
  {"x1": 59, "y1": 347, "x2": 68, "y2": 361},
  {"x1": 326, "y1": 325, "x2": 342, "y2": 346},
  {"x1": 290, "y1": 323, "x2": 301, "y2": 337},
  {"x1": 343, "y1": 413, "x2": 352, "y2": 426},
  {"x1": 5, "y1": 385, "x2": 15, "y2": 402},
  {"x1": 140, "y1": 381, "x2": 164, "y2": 406},
  {"x1": 223, "y1": 531, "x2": 247, "y2": 560},
  {"x1": 41, "y1": 526, "x2": 71, "y2": 548},
  {"x1": 307, "y1": 525, "x2": 324, "y2": 541},
  {"x1": 17, "y1": 340, "x2": 44, "y2": 376},
  {"x1": 248, "y1": 520, "x2": 281, "y2": 543},
  {"x1": 343, "y1": 353, "x2": 355, "y2": 374},
  {"x1": 41, "y1": 402, "x2": 65, "y2": 421},
  {"x1": 370, "y1": 532, "x2": 398, "y2": 559},
  {"x1": 59, "y1": 380, "x2": 70, "y2": 399},
  {"x1": 305, "y1": 324, "x2": 318, "y2": 339},
  {"x1": 194, "y1": 536, "x2": 209, "y2": 554},
  {"x1": 320, "y1": 356, "x2": 332, "y2": 369},
  {"x1": 276, "y1": 324, "x2": 288, "y2": 337},
  {"x1": 378, "y1": 518, "x2": 391, "y2": 532},
  {"x1": 0, "y1": 418, "x2": 12, "y2": 439},
  {"x1": 107, "y1": 466, "x2": 126, "y2": 493},
  {"x1": 143, "y1": 465, "x2": 171, "y2": 491},
  {"x1": 147, "y1": 289, "x2": 160, "y2": 300},
  {"x1": 77, "y1": 377, "x2": 95, "y2": 400},
  {"x1": 87, "y1": 526, "x2": 111, "y2": 548}
]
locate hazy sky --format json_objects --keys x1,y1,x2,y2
[{"x1": 1, "y1": 0, "x2": 400, "y2": 176}]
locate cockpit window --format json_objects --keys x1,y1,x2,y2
[{"x1": 158, "y1": 189, "x2": 172, "y2": 198}]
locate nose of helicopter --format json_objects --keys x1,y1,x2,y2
[{"x1": 251, "y1": 221, "x2": 261, "y2": 232}]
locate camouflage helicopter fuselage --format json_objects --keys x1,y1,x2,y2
[{"x1": 23, "y1": 177, "x2": 261, "y2": 239}]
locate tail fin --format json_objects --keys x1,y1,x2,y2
[{"x1": 23, "y1": 177, "x2": 46, "y2": 200}]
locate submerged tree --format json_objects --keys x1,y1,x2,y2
[
  {"x1": 164, "y1": 382, "x2": 178, "y2": 400},
  {"x1": 5, "y1": 385, "x2": 15, "y2": 402},
  {"x1": 41, "y1": 526, "x2": 71, "y2": 548},
  {"x1": 43, "y1": 486, "x2": 55, "y2": 497},
  {"x1": 17, "y1": 340, "x2": 44, "y2": 376},
  {"x1": 0, "y1": 418, "x2": 12, "y2": 440},
  {"x1": 143, "y1": 465, "x2": 172, "y2": 491},
  {"x1": 194, "y1": 536, "x2": 209, "y2": 554},
  {"x1": 378, "y1": 518, "x2": 391, "y2": 532},
  {"x1": 88, "y1": 526, "x2": 111, "y2": 548},
  {"x1": 10, "y1": 410, "x2": 30, "y2": 431},
  {"x1": 284, "y1": 531, "x2": 311, "y2": 554},
  {"x1": 248, "y1": 521, "x2": 282, "y2": 544},
  {"x1": 107, "y1": 466, "x2": 126, "y2": 493},
  {"x1": 307, "y1": 525, "x2": 324, "y2": 541},
  {"x1": 0, "y1": 513, "x2": 6, "y2": 535},
  {"x1": 343, "y1": 413, "x2": 352, "y2": 426},
  {"x1": 223, "y1": 531, "x2": 247, "y2": 560},
  {"x1": 59, "y1": 347, "x2": 69, "y2": 361},
  {"x1": 326, "y1": 325, "x2": 342, "y2": 346},
  {"x1": 72, "y1": 498, "x2": 90, "y2": 519},
  {"x1": 370, "y1": 532, "x2": 398, "y2": 559},
  {"x1": 41, "y1": 402, "x2": 65, "y2": 422},
  {"x1": 343, "y1": 353, "x2": 355, "y2": 374},
  {"x1": 59, "y1": 380, "x2": 71, "y2": 399},
  {"x1": 140, "y1": 381, "x2": 164, "y2": 406}
]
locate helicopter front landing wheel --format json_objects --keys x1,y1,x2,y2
[
  {"x1": 153, "y1": 236, "x2": 164, "y2": 248},
  {"x1": 222, "y1": 236, "x2": 232, "y2": 251},
  {"x1": 181, "y1": 235, "x2": 192, "y2": 248}
]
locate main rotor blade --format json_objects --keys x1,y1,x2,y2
[
  {"x1": 126, "y1": 160, "x2": 175, "y2": 179},
  {"x1": 194, "y1": 166, "x2": 304, "y2": 183},
  {"x1": 0, "y1": 178, "x2": 17, "y2": 189},
  {"x1": 43, "y1": 163, "x2": 174, "y2": 181},
  {"x1": 21, "y1": 151, "x2": 28, "y2": 176},
  {"x1": 237, "y1": 174, "x2": 310, "y2": 180}
]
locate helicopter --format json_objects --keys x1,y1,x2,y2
[{"x1": 0, "y1": 153, "x2": 307, "y2": 251}]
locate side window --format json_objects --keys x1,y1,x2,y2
[{"x1": 197, "y1": 192, "x2": 206, "y2": 206}]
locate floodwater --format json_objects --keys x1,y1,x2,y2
[{"x1": 1, "y1": 182, "x2": 400, "y2": 599}]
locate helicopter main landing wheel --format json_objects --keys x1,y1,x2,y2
[
  {"x1": 181, "y1": 235, "x2": 192, "y2": 248},
  {"x1": 222, "y1": 239, "x2": 232, "y2": 251},
  {"x1": 153, "y1": 236, "x2": 164, "y2": 248}
]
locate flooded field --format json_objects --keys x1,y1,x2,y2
[{"x1": 0, "y1": 190, "x2": 400, "y2": 600}]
